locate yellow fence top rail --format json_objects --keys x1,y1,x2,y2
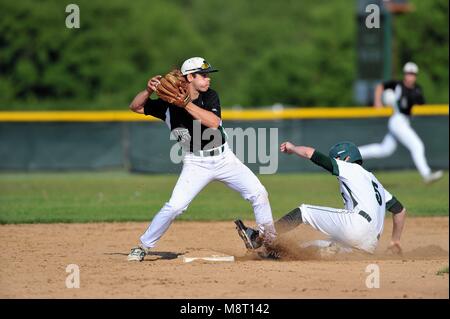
[{"x1": 0, "y1": 105, "x2": 447, "y2": 122}]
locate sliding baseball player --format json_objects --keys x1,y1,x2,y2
[{"x1": 236, "y1": 141, "x2": 406, "y2": 257}]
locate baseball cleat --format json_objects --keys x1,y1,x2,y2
[
  {"x1": 234, "y1": 219, "x2": 262, "y2": 250},
  {"x1": 423, "y1": 170, "x2": 443, "y2": 184},
  {"x1": 127, "y1": 246, "x2": 147, "y2": 262}
]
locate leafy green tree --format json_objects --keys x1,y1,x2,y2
[
  {"x1": 0, "y1": 0, "x2": 447, "y2": 109},
  {"x1": 394, "y1": 0, "x2": 449, "y2": 104}
]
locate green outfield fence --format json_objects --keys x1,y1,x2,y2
[{"x1": 0, "y1": 106, "x2": 448, "y2": 173}]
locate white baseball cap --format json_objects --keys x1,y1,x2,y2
[
  {"x1": 403, "y1": 62, "x2": 419, "y2": 74},
  {"x1": 181, "y1": 57, "x2": 219, "y2": 75}
]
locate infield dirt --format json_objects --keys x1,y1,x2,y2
[{"x1": 1, "y1": 217, "x2": 448, "y2": 298}]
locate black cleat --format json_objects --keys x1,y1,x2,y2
[{"x1": 234, "y1": 219, "x2": 263, "y2": 250}]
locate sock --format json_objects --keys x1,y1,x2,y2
[{"x1": 275, "y1": 207, "x2": 303, "y2": 234}]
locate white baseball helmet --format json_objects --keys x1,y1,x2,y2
[
  {"x1": 181, "y1": 57, "x2": 218, "y2": 75},
  {"x1": 403, "y1": 62, "x2": 419, "y2": 74}
]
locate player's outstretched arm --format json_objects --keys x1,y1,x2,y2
[
  {"x1": 280, "y1": 142, "x2": 315, "y2": 159},
  {"x1": 388, "y1": 207, "x2": 407, "y2": 255},
  {"x1": 281, "y1": 141, "x2": 337, "y2": 174}
]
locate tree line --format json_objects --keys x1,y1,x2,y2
[{"x1": 0, "y1": 0, "x2": 447, "y2": 110}]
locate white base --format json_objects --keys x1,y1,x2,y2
[{"x1": 182, "y1": 255, "x2": 235, "y2": 263}]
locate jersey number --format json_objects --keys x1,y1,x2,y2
[{"x1": 372, "y1": 181, "x2": 382, "y2": 206}]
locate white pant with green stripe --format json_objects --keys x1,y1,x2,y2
[{"x1": 299, "y1": 204, "x2": 380, "y2": 253}]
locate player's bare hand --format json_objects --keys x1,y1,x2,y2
[
  {"x1": 374, "y1": 100, "x2": 384, "y2": 109},
  {"x1": 147, "y1": 75, "x2": 162, "y2": 93},
  {"x1": 386, "y1": 241, "x2": 403, "y2": 255},
  {"x1": 280, "y1": 142, "x2": 296, "y2": 154}
]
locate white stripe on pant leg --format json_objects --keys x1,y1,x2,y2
[
  {"x1": 140, "y1": 160, "x2": 213, "y2": 248},
  {"x1": 359, "y1": 133, "x2": 397, "y2": 159},
  {"x1": 389, "y1": 114, "x2": 431, "y2": 177}
]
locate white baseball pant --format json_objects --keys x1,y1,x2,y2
[
  {"x1": 140, "y1": 143, "x2": 275, "y2": 248},
  {"x1": 359, "y1": 114, "x2": 432, "y2": 178},
  {"x1": 299, "y1": 204, "x2": 379, "y2": 253}
]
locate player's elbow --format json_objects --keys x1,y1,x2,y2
[
  {"x1": 212, "y1": 118, "x2": 221, "y2": 129},
  {"x1": 306, "y1": 147, "x2": 316, "y2": 159},
  {"x1": 129, "y1": 102, "x2": 143, "y2": 114},
  {"x1": 393, "y1": 208, "x2": 407, "y2": 221},
  {"x1": 209, "y1": 116, "x2": 221, "y2": 129}
]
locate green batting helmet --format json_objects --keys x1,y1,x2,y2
[{"x1": 328, "y1": 141, "x2": 363, "y2": 164}]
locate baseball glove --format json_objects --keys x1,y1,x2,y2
[{"x1": 155, "y1": 69, "x2": 191, "y2": 108}]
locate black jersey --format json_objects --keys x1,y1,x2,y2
[
  {"x1": 383, "y1": 80, "x2": 425, "y2": 116},
  {"x1": 143, "y1": 88, "x2": 226, "y2": 152}
]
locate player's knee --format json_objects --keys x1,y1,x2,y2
[
  {"x1": 380, "y1": 138, "x2": 396, "y2": 155},
  {"x1": 384, "y1": 144, "x2": 396, "y2": 156},
  {"x1": 248, "y1": 186, "x2": 269, "y2": 206},
  {"x1": 160, "y1": 202, "x2": 187, "y2": 219}
]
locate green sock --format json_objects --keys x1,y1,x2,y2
[{"x1": 275, "y1": 207, "x2": 303, "y2": 234}]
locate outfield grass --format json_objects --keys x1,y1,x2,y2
[
  {"x1": 0, "y1": 170, "x2": 448, "y2": 223},
  {"x1": 436, "y1": 266, "x2": 449, "y2": 276}
]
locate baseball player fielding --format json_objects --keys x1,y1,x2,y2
[{"x1": 127, "y1": 57, "x2": 277, "y2": 261}]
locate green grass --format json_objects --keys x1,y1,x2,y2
[
  {"x1": 0, "y1": 170, "x2": 448, "y2": 224},
  {"x1": 436, "y1": 267, "x2": 449, "y2": 276}
]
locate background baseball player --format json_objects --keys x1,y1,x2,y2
[
  {"x1": 127, "y1": 57, "x2": 277, "y2": 261},
  {"x1": 358, "y1": 62, "x2": 443, "y2": 184},
  {"x1": 236, "y1": 141, "x2": 406, "y2": 256}
]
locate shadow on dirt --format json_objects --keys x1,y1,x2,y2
[{"x1": 105, "y1": 251, "x2": 185, "y2": 260}]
